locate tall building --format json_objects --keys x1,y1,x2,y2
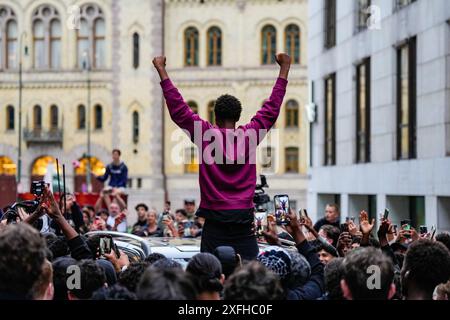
[
  {"x1": 0, "y1": 0, "x2": 165, "y2": 211},
  {"x1": 164, "y1": 0, "x2": 309, "y2": 210},
  {"x1": 308, "y1": 0, "x2": 450, "y2": 231}
]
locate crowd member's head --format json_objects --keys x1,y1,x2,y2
[
  {"x1": 214, "y1": 94, "x2": 242, "y2": 127},
  {"x1": 351, "y1": 237, "x2": 361, "y2": 250},
  {"x1": 183, "y1": 199, "x2": 196, "y2": 216},
  {"x1": 67, "y1": 260, "x2": 107, "y2": 300},
  {"x1": 325, "y1": 204, "x2": 340, "y2": 223},
  {"x1": 190, "y1": 222, "x2": 202, "y2": 237},
  {"x1": 287, "y1": 250, "x2": 311, "y2": 289},
  {"x1": 109, "y1": 202, "x2": 121, "y2": 217},
  {"x1": 224, "y1": 261, "x2": 284, "y2": 300},
  {"x1": 324, "y1": 258, "x2": 344, "y2": 300},
  {"x1": 31, "y1": 259, "x2": 54, "y2": 300},
  {"x1": 186, "y1": 253, "x2": 224, "y2": 300},
  {"x1": 151, "y1": 258, "x2": 183, "y2": 270},
  {"x1": 144, "y1": 252, "x2": 166, "y2": 264},
  {"x1": 213, "y1": 246, "x2": 241, "y2": 278},
  {"x1": 341, "y1": 247, "x2": 396, "y2": 300},
  {"x1": 434, "y1": 280, "x2": 450, "y2": 300},
  {"x1": 316, "y1": 243, "x2": 338, "y2": 265},
  {"x1": 135, "y1": 203, "x2": 149, "y2": 222},
  {"x1": 147, "y1": 209, "x2": 158, "y2": 226},
  {"x1": 436, "y1": 233, "x2": 450, "y2": 252},
  {"x1": 97, "y1": 259, "x2": 117, "y2": 286},
  {"x1": 137, "y1": 267, "x2": 197, "y2": 300},
  {"x1": 401, "y1": 239, "x2": 450, "y2": 300},
  {"x1": 98, "y1": 209, "x2": 109, "y2": 222},
  {"x1": 175, "y1": 209, "x2": 188, "y2": 223},
  {"x1": 82, "y1": 210, "x2": 91, "y2": 227},
  {"x1": 84, "y1": 205, "x2": 96, "y2": 220},
  {"x1": 118, "y1": 261, "x2": 150, "y2": 293},
  {"x1": 92, "y1": 284, "x2": 137, "y2": 300},
  {"x1": 46, "y1": 235, "x2": 70, "y2": 259},
  {"x1": 52, "y1": 257, "x2": 77, "y2": 300},
  {"x1": 257, "y1": 246, "x2": 292, "y2": 285},
  {"x1": 318, "y1": 225, "x2": 340, "y2": 247},
  {"x1": 0, "y1": 223, "x2": 47, "y2": 299},
  {"x1": 112, "y1": 149, "x2": 121, "y2": 162}
]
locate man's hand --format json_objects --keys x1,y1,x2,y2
[
  {"x1": 105, "y1": 250, "x2": 130, "y2": 273},
  {"x1": 359, "y1": 210, "x2": 375, "y2": 235},
  {"x1": 262, "y1": 219, "x2": 281, "y2": 246},
  {"x1": 153, "y1": 56, "x2": 169, "y2": 81},
  {"x1": 275, "y1": 53, "x2": 291, "y2": 80},
  {"x1": 41, "y1": 185, "x2": 63, "y2": 221}
]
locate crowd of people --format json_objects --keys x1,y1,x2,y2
[{"x1": 1, "y1": 186, "x2": 450, "y2": 301}]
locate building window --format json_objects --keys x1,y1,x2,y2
[
  {"x1": 261, "y1": 25, "x2": 276, "y2": 65},
  {"x1": 78, "y1": 105, "x2": 86, "y2": 129},
  {"x1": 0, "y1": 156, "x2": 16, "y2": 175},
  {"x1": 285, "y1": 24, "x2": 300, "y2": 64},
  {"x1": 356, "y1": 0, "x2": 371, "y2": 32},
  {"x1": 285, "y1": 99, "x2": 299, "y2": 128},
  {"x1": 133, "y1": 32, "x2": 139, "y2": 69},
  {"x1": 50, "y1": 105, "x2": 58, "y2": 130},
  {"x1": 285, "y1": 147, "x2": 299, "y2": 173},
  {"x1": 0, "y1": 5, "x2": 17, "y2": 69},
  {"x1": 208, "y1": 101, "x2": 215, "y2": 124},
  {"x1": 33, "y1": 105, "x2": 42, "y2": 130},
  {"x1": 261, "y1": 147, "x2": 273, "y2": 169},
  {"x1": 397, "y1": 38, "x2": 417, "y2": 160},
  {"x1": 132, "y1": 111, "x2": 139, "y2": 143},
  {"x1": 94, "y1": 105, "x2": 103, "y2": 129},
  {"x1": 396, "y1": 0, "x2": 417, "y2": 10},
  {"x1": 77, "y1": 4, "x2": 105, "y2": 69},
  {"x1": 6, "y1": 105, "x2": 14, "y2": 130},
  {"x1": 324, "y1": 0, "x2": 337, "y2": 49},
  {"x1": 356, "y1": 58, "x2": 371, "y2": 163},
  {"x1": 207, "y1": 27, "x2": 222, "y2": 66},
  {"x1": 187, "y1": 101, "x2": 198, "y2": 114},
  {"x1": 184, "y1": 27, "x2": 199, "y2": 67},
  {"x1": 137, "y1": 178, "x2": 142, "y2": 189},
  {"x1": 184, "y1": 146, "x2": 198, "y2": 174},
  {"x1": 32, "y1": 5, "x2": 60, "y2": 69},
  {"x1": 324, "y1": 74, "x2": 336, "y2": 166}
]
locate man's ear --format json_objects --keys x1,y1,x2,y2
[
  {"x1": 387, "y1": 283, "x2": 396, "y2": 300},
  {"x1": 44, "y1": 283, "x2": 54, "y2": 300},
  {"x1": 67, "y1": 291, "x2": 76, "y2": 300},
  {"x1": 340, "y1": 279, "x2": 352, "y2": 300},
  {"x1": 220, "y1": 274, "x2": 225, "y2": 285}
]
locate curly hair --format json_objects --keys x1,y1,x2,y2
[
  {"x1": 436, "y1": 233, "x2": 450, "y2": 253},
  {"x1": 68, "y1": 259, "x2": 106, "y2": 299},
  {"x1": 92, "y1": 284, "x2": 137, "y2": 300},
  {"x1": 186, "y1": 253, "x2": 223, "y2": 294},
  {"x1": 324, "y1": 257, "x2": 345, "y2": 300},
  {"x1": 0, "y1": 223, "x2": 47, "y2": 297},
  {"x1": 214, "y1": 94, "x2": 242, "y2": 123},
  {"x1": 224, "y1": 261, "x2": 284, "y2": 300},
  {"x1": 118, "y1": 261, "x2": 150, "y2": 292},
  {"x1": 46, "y1": 236, "x2": 70, "y2": 259},
  {"x1": 402, "y1": 239, "x2": 450, "y2": 295},
  {"x1": 144, "y1": 252, "x2": 166, "y2": 264}
]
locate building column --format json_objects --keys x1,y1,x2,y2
[
  {"x1": 425, "y1": 195, "x2": 438, "y2": 228},
  {"x1": 307, "y1": 191, "x2": 318, "y2": 223},
  {"x1": 340, "y1": 193, "x2": 349, "y2": 223}
]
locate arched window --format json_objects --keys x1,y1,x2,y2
[
  {"x1": 94, "y1": 105, "x2": 102, "y2": 129},
  {"x1": 32, "y1": 5, "x2": 60, "y2": 69},
  {"x1": 285, "y1": 147, "x2": 299, "y2": 173},
  {"x1": 50, "y1": 105, "x2": 58, "y2": 129},
  {"x1": 261, "y1": 25, "x2": 276, "y2": 65},
  {"x1": 6, "y1": 105, "x2": 14, "y2": 130},
  {"x1": 78, "y1": 105, "x2": 86, "y2": 129},
  {"x1": 187, "y1": 101, "x2": 198, "y2": 114},
  {"x1": 0, "y1": 5, "x2": 17, "y2": 69},
  {"x1": 285, "y1": 24, "x2": 300, "y2": 64},
  {"x1": 33, "y1": 105, "x2": 42, "y2": 130},
  {"x1": 132, "y1": 111, "x2": 139, "y2": 143},
  {"x1": 207, "y1": 27, "x2": 222, "y2": 66},
  {"x1": 0, "y1": 156, "x2": 16, "y2": 175},
  {"x1": 207, "y1": 101, "x2": 215, "y2": 124},
  {"x1": 77, "y1": 4, "x2": 105, "y2": 69},
  {"x1": 133, "y1": 32, "x2": 139, "y2": 69},
  {"x1": 184, "y1": 27, "x2": 199, "y2": 66},
  {"x1": 286, "y1": 100, "x2": 299, "y2": 128}
]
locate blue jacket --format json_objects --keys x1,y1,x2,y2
[{"x1": 97, "y1": 162, "x2": 128, "y2": 188}]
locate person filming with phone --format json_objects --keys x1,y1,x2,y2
[{"x1": 153, "y1": 53, "x2": 291, "y2": 260}]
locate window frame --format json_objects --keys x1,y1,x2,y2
[
  {"x1": 324, "y1": 74, "x2": 336, "y2": 166},
  {"x1": 207, "y1": 26, "x2": 222, "y2": 66},
  {"x1": 184, "y1": 27, "x2": 199, "y2": 67},
  {"x1": 261, "y1": 25, "x2": 277, "y2": 65},
  {"x1": 324, "y1": 0, "x2": 337, "y2": 49},
  {"x1": 284, "y1": 24, "x2": 300, "y2": 64},
  {"x1": 356, "y1": 57, "x2": 371, "y2": 163}
]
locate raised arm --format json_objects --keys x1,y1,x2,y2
[
  {"x1": 244, "y1": 53, "x2": 291, "y2": 133},
  {"x1": 153, "y1": 56, "x2": 204, "y2": 139},
  {"x1": 96, "y1": 165, "x2": 110, "y2": 183}
]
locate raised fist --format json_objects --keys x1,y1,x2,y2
[
  {"x1": 275, "y1": 53, "x2": 291, "y2": 67},
  {"x1": 152, "y1": 56, "x2": 166, "y2": 70}
]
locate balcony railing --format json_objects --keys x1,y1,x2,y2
[{"x1": 24, "y1": 128, "x2": 63, "y2": 146}]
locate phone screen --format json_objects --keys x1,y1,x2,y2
[
  {"x1": 383, "y1": 209, "x2": 390, "y2": 220},
  {"x1": 254, "y1": 211, "x2": 268, "y2": 236},
  {"x1": 274, "y1": 195, "x2": 289, "y2": 225},
  {"x1": 99, "y1": 237, "x2": 112, "y2": 256}
]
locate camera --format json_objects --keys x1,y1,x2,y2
[
  {"x1": 253, "y1": 175, "x2": 270, "y2": 212},
  {"x1": 31, "y1": 180, "x2": 46, "y2": 196},
  {"x1": 4, "y1": 200, "x2": 40, "y2": 224}
]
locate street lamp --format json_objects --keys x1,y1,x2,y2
[
  {"x1": 17, "y1": 31, "x2": 28, "y2": 193},
  {"x1": 82, "y1": 50, "x2": 92, "y2": 192}
]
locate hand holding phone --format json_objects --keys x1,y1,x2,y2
[{"x1": 274, "y1": 195, "x2": 290, "y2": 226}]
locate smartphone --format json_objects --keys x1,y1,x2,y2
[
  {"x1": 340, "y1": 223, "x2": 349, "y2": 233},
  {"x1": 419, "y1": 225, "x2": 428, "y2": 235},
  {"x1": 430, "y1": 225, "x2": 436, "y2": 239},
  {"x1": 393, "y1": 224, "x2": 398, "y2": 234},
  {"x1": 31, "y1": 181, "x2": 46, "y2": 196},
  {"x1": 274, "y1": 195, "x2": 290, "y2": 225},
  {"x1": 255, "y1": 211, "x2": 268, "y2": 236},
  {"x1": 383, "y1": 208, "x2": 390, "y2": 220},
  {"x1": 401, "y1": 219, "x2": 411, "y2": 238},
  {"x1": 99, "y1": 236, "x2": 112, "y2": 256}
]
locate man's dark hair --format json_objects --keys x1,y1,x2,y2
[
  {"x1": 52, "y1": 257, "x2": 77, "y2": 300},
  {"x1": 175, "y1": 209, "x2": 188, "y2": 218},
  {"x1": 214, "y1": 94, "x2": 242, "y2": 123},
  {"x1": 324, "y1": 257, "x2": 345, "y2": 300},
  {"x1": 118, "y1": 261, "x2": 150, "y2": 293},
  {"x1": 0, "y1": 224, "x2": 47, "y2": 297},
  {"x1": 320, "y1": 225, "x2": 341, "y2": 247},
  {"x1": 68, "y1": 260, "x2": 106, "y2": 299},
  {"x1": 46, "y1": 236, "x2": 70, "y2": 259},
  {"x1": 436, "y1": 233, "x2": 450, "y2": 252},
  {"x1": 224, "y1": 261, "x2": 284, "y2": 300},
  {"x1": 316, "y1": 243, "x2": 339, "y2": 257},
  {"x1": 135, "y1": 203, "x2": 149, "y2": 212},
  {"x1": 91, "y1": 284, "x2": 137, "y2": 300},
  {"x1": 402, "y1": 239, "x2": 450, "y2": 296},
  {"x1": 112, "y1": 149, "x2": 121, "y2": 156},
  {"x1": 342, "y1": 247, "x2": 395, "y2": 300},
  {"x1": 186, "y1": 253, "x2": 223, "y2": 294},
  {"x1": 144, "y1": 252, "x2": 166, "y2": 264},
  {"x1": 137, "y1": 267, "x2": 197, "y2": 300},
  {"x1": 151, "y1": 258, "x2": 183, "y2": 270},
  {"x1": 326, "y1": 203, "x2": 340, "y2": 214}
]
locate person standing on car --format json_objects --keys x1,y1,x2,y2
[{"x1": 96, "y1": 149, "x2": 128, "y2": 195}]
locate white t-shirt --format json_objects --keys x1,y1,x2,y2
[{"x1": 107, "y1": 215, "x2": 127, "y2": 233}]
